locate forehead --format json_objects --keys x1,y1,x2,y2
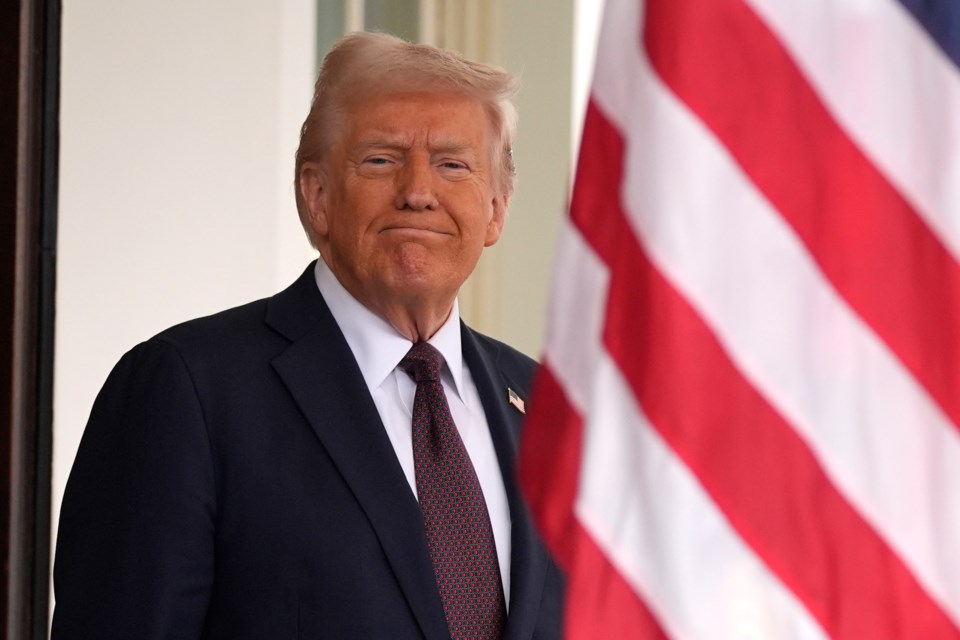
[{"x1": 342, "y1": 91, "x2": 494, "y2": 149}]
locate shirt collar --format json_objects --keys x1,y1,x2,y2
[{"x1": 314, "y1": 259, "x2": 466, "y2": 400}]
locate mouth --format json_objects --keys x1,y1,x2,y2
[{"x1": 380, "y1": 225, "x2": 453, "y2": 237}]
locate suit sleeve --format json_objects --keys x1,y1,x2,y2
[{"x1": 52, "y1": 339, "x2": 217, "y2": 640}]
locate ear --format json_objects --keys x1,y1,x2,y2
[
  {"x1": 299, "y1": 162, "x2": 329, "y2": 238},
  {"x1": 484, "y1": 192, "x2": 508, "y2": 247}
]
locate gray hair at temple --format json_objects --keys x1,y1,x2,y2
[{"x1": 294, "y1": 31, "x2": 520, "y2": 247}]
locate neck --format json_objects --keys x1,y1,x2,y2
[
  {"x1": 318, "y1": 253, "x2": 458, "y2": 343},
  {"x1": 377, "y1": 298, "x2": 455, "y2": 343}
]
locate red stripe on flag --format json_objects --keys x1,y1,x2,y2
[
  {"x1": 642, "y1": 0, "x2": 960, "y2": 432},
  {"x1": 565, "y1": 521, "x2": 670, "y2": 640},
  {"x1": 572, "y1": 98, "x2": 960, "y2": 638},
  {"x1": 520, "y1": 366, "x2": 670, "y2": 639},
  {"x1": 520, "y1": 366, "x2": 585, "y2": 562}
]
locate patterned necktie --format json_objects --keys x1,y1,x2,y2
[{"x1": 400, "y1": 342, "x2": 506, "y2": 640}]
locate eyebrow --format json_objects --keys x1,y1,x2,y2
[
  {"x1": 430, "y1": 140, "x2": 476, "y2": 156},
  {"x1": 353, "y1": 135, "x2": 478, "y2": 157},
  {"x1": 353, "y1": 137, "x2": 409, "y2": 153}
]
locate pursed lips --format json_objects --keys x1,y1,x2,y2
[{"x1": 380, "y1": 225, "x2": 453, "y2": 236}]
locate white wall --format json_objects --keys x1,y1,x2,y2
[
  {"x1": 462, "y1": 0, "x2": 603, "y2": 353},
  {"x1": 481, "y1": 0, "x2": 575, "y2": 355}
]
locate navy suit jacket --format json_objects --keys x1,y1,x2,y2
[{"x1": 52, "y1": 263, "x2": 563, "y2": 639}]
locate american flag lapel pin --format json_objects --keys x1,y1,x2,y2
[{"x1": 507, "y1": 387, "x2": 526, "y2": 415}]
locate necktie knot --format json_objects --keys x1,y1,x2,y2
[{"x1": 400, "y1": 342, "x2": 444, "y2": 383}]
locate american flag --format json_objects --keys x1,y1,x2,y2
[{"x1": 519, "y1": 0, "x2": 960, "y2": 638}]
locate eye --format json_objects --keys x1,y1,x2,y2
[
  {"x1": 356, "y1": 155, "x2": 397, "y2": 175},
  {"x1": 441, "y1": 161, "x2": 466, "y2": 170}
]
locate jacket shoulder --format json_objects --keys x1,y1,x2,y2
[
  {"x1": 467, "y1": 328, "x2": 539, "y2": 391},
  {"x1": 148, "y1": 262, "x2": 321, "y2": 357},
  {"x1": 148, "y1": 297, "x2": 280, "y2": 358}
]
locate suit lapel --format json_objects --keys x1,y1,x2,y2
[
  {"x1": 462, "y1": 327, "x2": 549, "y2": 640},
  {"x1": 265, "y1": 266, "x2": 549, "y2": 640},
  {"x1": 266, "y1": 266, "x2": 450, "y2": 640}
]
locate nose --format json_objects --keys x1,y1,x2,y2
[{"x1": 394, "y1": 155, "x2": 439, "y2": 211}]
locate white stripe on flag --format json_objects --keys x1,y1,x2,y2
[{"x1": 543, "y1": 223, "x2": 609, "y2": 415}]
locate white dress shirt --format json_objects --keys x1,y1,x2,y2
[{"x1": 314, "y1": 259, "x2": 512, "y2": 606}]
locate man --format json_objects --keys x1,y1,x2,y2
[{"x1": 52, "y1": 32, "x2": 563, "y2": 639}]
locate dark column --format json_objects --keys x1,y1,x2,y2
[{"x1": 0, "y1": 0, "x2": 60, "y2": 637}]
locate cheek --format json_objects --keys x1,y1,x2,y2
[
  {"x1": 326, "y1": 190, "x2": 366, "y2": 240},
  {"x1": 336, "y1": 182, "x2": 392, "y2": 230}
]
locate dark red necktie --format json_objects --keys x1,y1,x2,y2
[{"x1": 400, "y1": 342, "x2": 506, "y2": 640}]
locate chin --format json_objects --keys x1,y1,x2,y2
[
  {"x1": 385, "y1": 250, "x2": 436, "y2": 285},
  {"x1": 382, "y1": 268, "x2": 456, "y2": 303}
]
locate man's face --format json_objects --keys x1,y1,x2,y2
[{"x1": 302, "y1": 91, "x2": 507, "y2": 322}]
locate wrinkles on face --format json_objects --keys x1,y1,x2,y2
[{"x1": 303, "y1": 92, "x2": 507, "y2": 341}]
